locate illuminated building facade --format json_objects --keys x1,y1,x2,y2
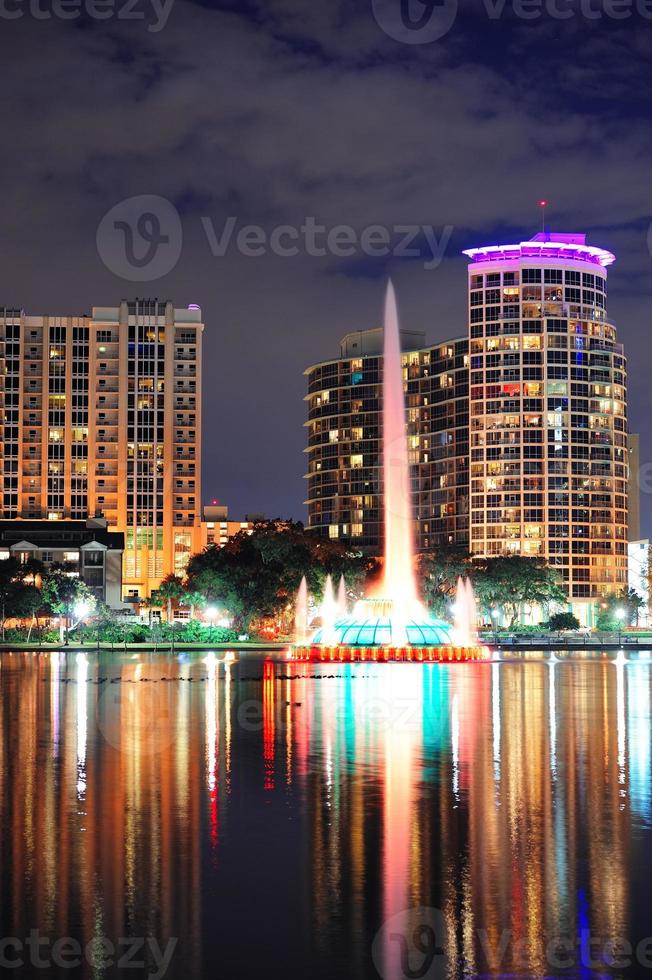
[
  {"x1": 0, "y1": 300, "x2": 203, "y2": 598},
  {"x1": 465, "y1": 233, "x2": 628, "y2": 611},
  {"x1": 305, "y1": 328, "x2": 469, "y2": 550}
]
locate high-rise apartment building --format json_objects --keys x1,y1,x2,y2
[
  {"x1": 305, "y1": 328, "x2": 469, "y2": 551},
  {"x1": 464, "y1": 233, "x2": 628, "y2": 608},
  {"x1": 305, "y1": 231, "x2": 629, "y2": 619},
  {"x1": 0, "y1": 299, "x2": 203, "y2": 598}
]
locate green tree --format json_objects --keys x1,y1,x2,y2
[
  {"x1": 185, "y1": 520, "x2": 378, "y2": 635},
  {"x1": 0, "y1": 557, "x2": 27, "y2": 641},
  {"x1": 139, "y1": 594, "x2": 159, "y2": 627},
  {"x1": 156, "y1": 574, "x2": 185, "y2": 623},
  {"x1": 548, "y1": 612, "x2": 580, "y2": 633},
  {"x1": 181, "y1": 588, "x2": 205, "y2": 621},
  {"x1": 41, "y1": 567, "x2": 96, "y2": 644},
  {"x1": 472, "y1": 556, "x2": 566, "y2": 628},
  {"x1": 21, "y1": 557, "x2": 44, "y2": 587},
  {"x1": 596, "y1": 589, "x2": 644, "y2": 630},
  {"x1": 417, "y1": 546, "x2": 472, "y2": 618}
]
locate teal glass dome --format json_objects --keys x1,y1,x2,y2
[{"x1": 312, "y1": 614, "x2": 453, "y2": 647}]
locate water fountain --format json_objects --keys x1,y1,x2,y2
[
  {"x1": 453, "y1": 576, "x2": 479, "y2": 648},
  {"x1": 293, "y1": 283, "x2": 487, "y2": 663},
  {"x1": 336, "y1": 575, "x2": 348, "y2": 617},
  {"x1": 319, "y1": 574, "x2": 338, "y2": 647}
]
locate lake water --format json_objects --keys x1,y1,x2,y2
[{"x1": 1, "y1": 650, "x2": 652, "y2": 980}]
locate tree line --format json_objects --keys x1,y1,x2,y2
[{"x1": 0, "y1": 522, "x2": 644, "y2": 643}]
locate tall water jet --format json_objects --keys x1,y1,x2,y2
[
  {"x1": 294, "y1": 576, "x2": 309, "y2": 646},
  {"x1": 453, "y1": 576, "x2": 479, "y2": 648},
  {"x1": 292, "y1": 283, "x2": 487, "y2": 662},
  {"x1": 320, "y1": 575, "x2": 337, "y2": 646},
  {"x1": 337, "y1": 575, "x2": 348, "y2": 617},
  {"x1": 453, "y1": 577, "x2": 467, "y2": 647},
  {"x1": 465, "y1": 578, "x2": 478, "y2": 646},
  {"x1": 382, "y1": 281, "x2": 419, "y2": 611}
]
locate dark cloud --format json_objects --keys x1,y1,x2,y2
[{"x1": 1, "y1": 1, "x2": 652, "y2": 530}]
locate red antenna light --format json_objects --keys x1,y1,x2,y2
[{"x1": 538, "y1": 199, "x2": 549, "y2": 234}]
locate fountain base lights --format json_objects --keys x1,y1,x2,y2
[
  {"x1": 293, "y1": 598, "x2": 488, "y2": 663},
  {"x1": 293, "y1": 644, "x2": 488, "y2": 663}
]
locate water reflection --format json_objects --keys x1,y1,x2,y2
[{"x1": 0, "y1": 653, "x2": 651, "y2": 979}]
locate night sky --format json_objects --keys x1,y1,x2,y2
[{"x1": 2, "y1": 1, "x2": 652, "y2": 533}]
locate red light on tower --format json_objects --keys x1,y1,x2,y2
[{"x1": 538, "y1": 199, "x2": 549, "y2": 233}]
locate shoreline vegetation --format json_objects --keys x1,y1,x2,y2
[{"x1": 0, "y1": 522, "x2": 646, "y2": 649}]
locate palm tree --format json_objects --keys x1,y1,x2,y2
[
  {"x1": 140, "y1": 594, "x2": 159, "y2": 627},
  {"x1": 156, "y1": 574, "x2": 184, "y2": 623},
  {"x1": 22, "y1": 557, "x2": 44, "y2": 587},
  {"x1": 182, "y1": 588, "x2": 204, "y2": 621}
]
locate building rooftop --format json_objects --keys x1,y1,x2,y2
[
  {"x1": 463, "y1": 232, "x2": 615, "y2": 268},
  {"x1": 0, "y1": 519, "x2": 124, "y2": 551}
]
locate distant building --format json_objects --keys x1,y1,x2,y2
[
  {"x1": 628, "y1": 539, "x2": 650, "y2": 625},
  {"x1": 464, "y1": 232, "x2": 628, "y2": 618},
  {"x1": 305, "y1": 329, "x2": 469, "y2": 551},
  {"x1": 200, "y1": 504, "x2": 258, "y2": 550},
  {"x1": 0, "y1": 300, "x2": 204, "y2": 599},
  {"x1": 0, "y1": 517, "x2": 124, "y2": 608},
  {"x1": 628, "y1": 433, "x2": 641, "y2": 542}
]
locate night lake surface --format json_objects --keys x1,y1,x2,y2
[{"x1": 2, "y1": 650, "x2": 652, "y2": 980}]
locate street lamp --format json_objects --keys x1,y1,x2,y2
[
  {"x1": 74, "y1": 600, "x2": 91, "y2": 622},
  {"x1": 205, "y1": 605, "x2": 218, "y2": 622}
]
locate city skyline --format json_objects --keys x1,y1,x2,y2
[
  {"x1": 4, "y1": 223, "x2": 649, "y2": 540},
  {"x1": 2, "y1": 8, "x2": 652, "y2": 535}
]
